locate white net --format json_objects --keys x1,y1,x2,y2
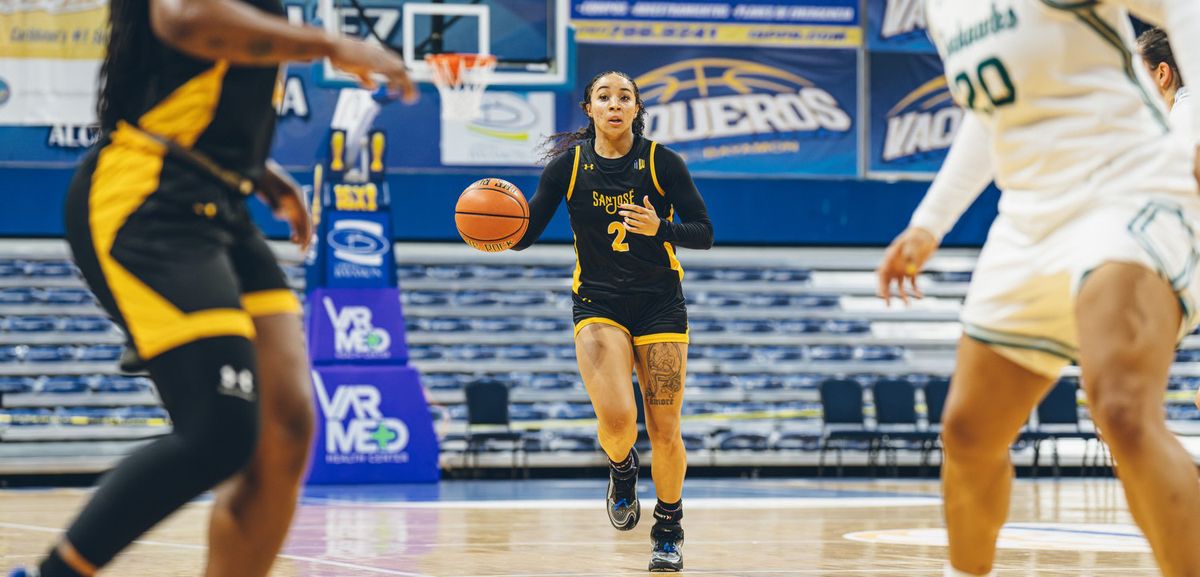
[{"x1": 426, "y1": 53, "x2": 497, "y2": 121}]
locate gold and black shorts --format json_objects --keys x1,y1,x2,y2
[{"x1": 64, "y1": 126, "x2": 300, "y2": 361}]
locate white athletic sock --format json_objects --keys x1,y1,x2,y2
[{"x1": 945, "y1": 562, "x2": 994, "y2": 577}]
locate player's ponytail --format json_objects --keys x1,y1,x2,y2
[
  {"x1": 97, "y1": 0, "x2": 154, "y2": 131},
  {"x1": 540, "y1": 70, "x2": 646, "y2": 163},
  {"x1": 1138, "y1": 28, "x2": 1184, "y2": 89}
]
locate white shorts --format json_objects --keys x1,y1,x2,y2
[{"x1": 961, "y1": 195, "x2": 1200, "y2": 378}]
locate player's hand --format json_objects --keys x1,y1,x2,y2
[
  {"x1": 875, "y1": 226, "x2": 938, "y2": 307},
  {"x1": 257, "y1": 160, "x2": 313, "y2": 251},
  {"x1": 329, "y1": 37, "x2": 418, "y2": 103},
  {"x1": 618, "y1": 196, "x2": 661, "y2": 237}
]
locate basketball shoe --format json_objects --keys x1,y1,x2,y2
[
  {"x1": 606, "y1": 447, "x2": 640, "y2": 530},
  {"x1": 649, "y1": 521, "x2": 684, "y2": 572}
]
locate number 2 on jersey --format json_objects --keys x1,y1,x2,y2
[
  {"x1": 608, "y1": 221, "x2": 630, "y2": 252},
  {"x1": 954, "y1": 57, "x2": 1016, "y2": 112}
]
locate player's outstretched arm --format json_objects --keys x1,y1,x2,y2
[
  {"x1": 907, "y1": 113, "x2": 993, "y2": 243},
  {"x1": 150, "y1": 0, "x2": 334, "y2": 63},
  {"x1": 875, "y1": 112, "x2": 992, "y2": 306},
  {"x1": 149, "y1": 0, "x2": 414, "y2": 98}
]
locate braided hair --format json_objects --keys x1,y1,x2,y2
[
  {"x1": 97, "y1": 0, "x2": 156, "y2": 130},
  {"x1": 540, "y1": 70, "x2": 646, "y2": 163},
  {"x1": 1138, "y1": 27, "x2": 1184, "y2": 89}
]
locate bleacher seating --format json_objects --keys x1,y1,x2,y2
[
  {"x1": 0, "y1": 376, "x2": 34, "y2": 394},
  {"x1": 1, "y1": 242, "x2": 1198, "y2": 474}
]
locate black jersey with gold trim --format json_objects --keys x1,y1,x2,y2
[
  {"x1": 516, "y1": 136, "x2": 713, "y2": 299},
  {"x1": 112, "y1": 0, "x2": 284, "y2": 179}
]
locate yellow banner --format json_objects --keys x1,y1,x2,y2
[
  {"x1": 0, "y1": 0, "x2": 108, "y2": 60},
  {"x1": 572, "y1": 20, "x2": 861, "y2": 48}
]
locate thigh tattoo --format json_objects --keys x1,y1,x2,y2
[{"x1": 645, "y1": 343, "x2": 683, "y2": 406}]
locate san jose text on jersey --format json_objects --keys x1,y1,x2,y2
[{"x1": 515, "y1": 136, "x2": 713, "y2": 298}]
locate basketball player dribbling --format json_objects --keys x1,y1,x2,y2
[{"x1": 512, "y1": 70, "x2": 713, "y2": 571}]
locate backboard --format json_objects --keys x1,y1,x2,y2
[{"x1": 314, "y1": 0, "x2": 569, "y2": 88}]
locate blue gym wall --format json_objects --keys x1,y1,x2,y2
[
  {"x1": 0, "y1": 0, "x2": 1000, "y2": 246},
  {"x1": 0, "y1": 164, "x2": 998, "y2": 246}
]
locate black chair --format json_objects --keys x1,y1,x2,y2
[
  {"x1": 920, "y1": 377, "x2": 951, "y2": 470},
  {"x1": 873, "y1": 378, "x2": 921, "y2": 475},
  {"x1": 463, "y1": 378, "x2": 526, "y2": 476},
  {"x1": 717, "y1": 431, "x2": 771, "y2": 451},
  {"x1": 818, "y1": 378, "x2": 878, "y2": 477},
  {"x1": 1030, "y1": 379, "x2": 1098, "y2": 478},
  {"x1": 924, "y1": 377, "x2": 950, "y2": 426}
]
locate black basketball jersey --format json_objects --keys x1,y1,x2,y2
[
  {"x1": 516, "y1": 136, "x2": 713, "y2": 299},
  {"x1": 115, "y1": 0, "x2": 284, "y2": 179}
]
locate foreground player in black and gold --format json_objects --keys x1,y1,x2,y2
[
  {"x1": 513, "y1": 70, "x2": 713, "y2": 572},
  {"x1": 8, "y1": 1, "x2": 414, "y2": 576}
]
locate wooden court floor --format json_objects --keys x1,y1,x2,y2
[{"x1": 0, "y1": 479, "x2": 1158, "y2": 576}]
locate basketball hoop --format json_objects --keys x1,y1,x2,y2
[{"x1": 426, "y1": 53, "x2": 497, "y2": 122}]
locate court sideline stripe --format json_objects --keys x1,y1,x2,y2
[
  {"x1": 452, "y1": 569, "x2": 1156, "y2": 577},
  {"x1": 297, "y1": 496, "x2": 941, "y2": 510},
  {"x1": 0, "y1": 521, "x2": 1153, "y2": 576},
  {"x1": 0, "y1": 522, "x2": 435, "y2": 577}
]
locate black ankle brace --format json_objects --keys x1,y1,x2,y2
[
  {"x1": 653, "y1": 499, "x2": 682, "y2": 524},
  {"x1": 610, "y1": 448, "x2": 637, "y2": 474}
]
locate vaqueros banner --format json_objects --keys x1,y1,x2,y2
[
  {"x1": 0, "y1": 0, "x2": 107, "y2": 126},
  {"x1": 868, "y1": 51, "x2": 962, "y2": 178},
  {"x1": 575, "y1": 44, "x2": 858, "y2": 177},
  {"x1": 865, "y1": 0, "x2": 934, "y2": 53},
  {"x1": 572, "y1": 0, "x2": 858, "y2": 24}
]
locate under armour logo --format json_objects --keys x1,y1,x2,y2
[
  {"x1": 218, "y1": 365, "x2": 256, "y2": 400},
  {"x1": 582, "y1": 163, "x2": 595, "y2": 170}
]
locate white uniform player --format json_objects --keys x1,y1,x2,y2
[
  {"x1": 877, "y1": 2, "x2": 1200, "y2": 577},
  {"x1": 1138, "y1": 27, "x2": 1193, "y2": 140},
  {"x1": 910, "y1": 0, "x2": 1200, "y2": 378},
  {"x1": 1172, "y1": 85, "x2": 1192, "y2": 137}
]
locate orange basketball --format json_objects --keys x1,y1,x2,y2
[{"x1": 454, "y1": 178, "x2": 530, "y2": 253}]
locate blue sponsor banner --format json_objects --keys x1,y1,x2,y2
[
  {"x1": 0, "y1": 124, "x2": 99, "y2": 165},
  {"x1": 866, "y1": 0, "x2": 935, "y2": 53},
  {"x1": 308, "y1": 287, "x2": 409, "y2": 365},
  {"x1": 572, "y1": 0, "x2": 860, "y2": 48},
  {"x1": 868, "y1": 51, "x2": 961, "y2": 178},
  {"x1": 317, "y1": 210, "x2": 394, "y2": 288},
  {"x1": 575, "y1": 43, "x2": 858, "y2": 177},
  {"x1": 572, "y1": 0, "x2": 858, "y2": 25},
  {"x1": 307, "y1": 365, "x2": 439, "y2": 484}
]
